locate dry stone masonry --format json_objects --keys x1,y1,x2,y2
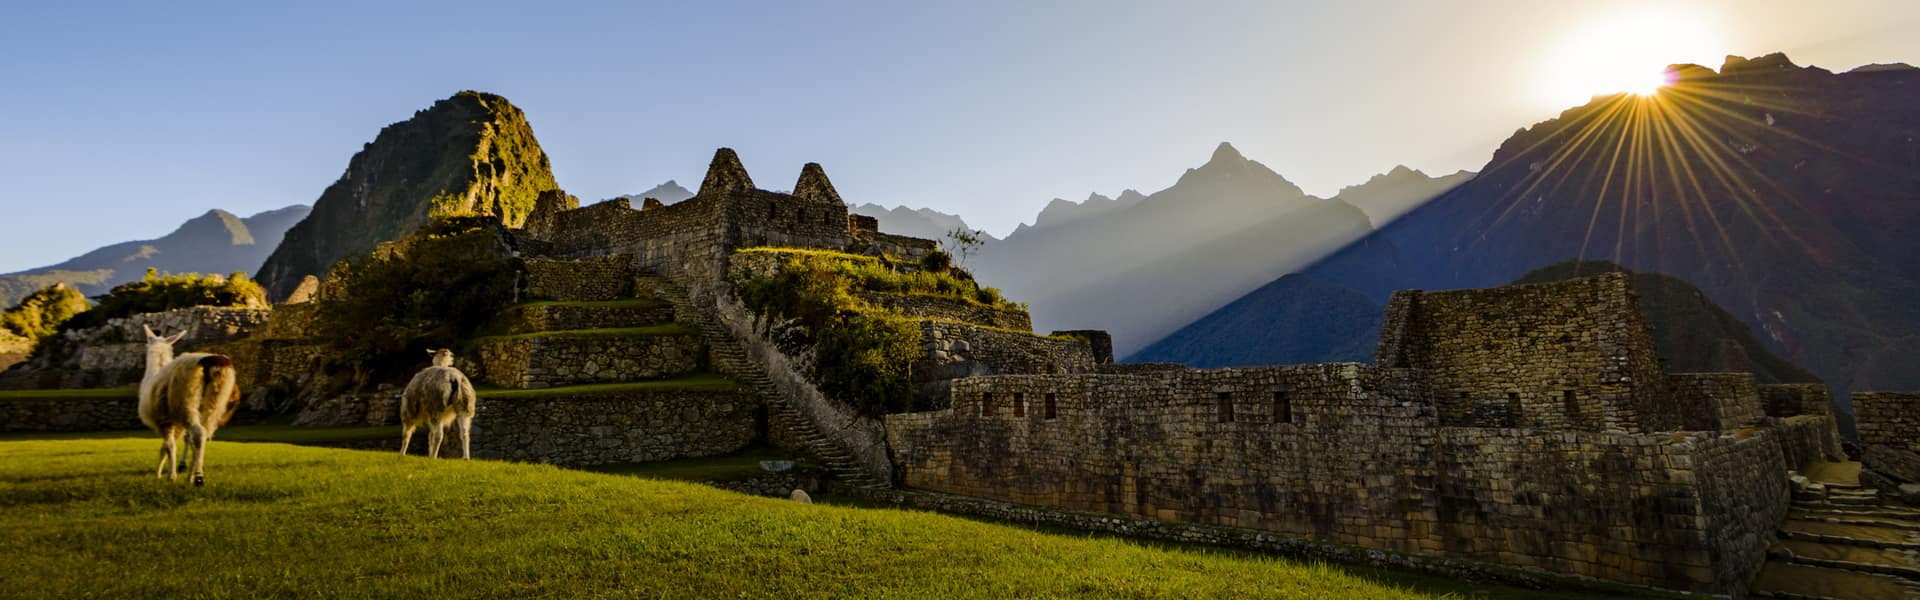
[{"x1": 886, "y1": 274, "x2": 1852, "y2": 597}]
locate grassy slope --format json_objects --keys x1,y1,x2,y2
[{"x1": 0, "y1": 439, "x2": 1650, "y2": 599}]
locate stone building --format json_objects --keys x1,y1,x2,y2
[{"x1": 886, "y1": 273, "x2": 1854, "y2": 596}]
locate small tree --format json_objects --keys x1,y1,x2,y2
[{"x1": 943, "y1": 227, "x2": 987, "y2": 267}]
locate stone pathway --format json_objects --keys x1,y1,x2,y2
[{"x1": 1754, "y1": 461, "x2": 1920, "y2": 599}]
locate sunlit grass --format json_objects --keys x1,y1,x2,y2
[{"x1": 0, "y1": 438, "x2": 1513, "y2": 599}]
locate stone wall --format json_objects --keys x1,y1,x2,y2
[
  {"x1": 525, "y1": 255, "x2": 637, "y2": 301},
  {"x1": 1853, "y1": 392, "x2": 1920, "y2": 452},
  {"x1": 1377, "y1": 273, "x2": 1673, "y2": 433},
  {"x1": 0, "y1": 394, "x2": 142, "y2": 432},
  {"x1": 859, "y1": 292, "x2": 1032, "y2": 331},
  {"x1": 868, "y1": 232, "x2": 937, "y2": 263},
  {"x1": 505, "y1": 301, "x2": 675, "y2": 334},
  {"x1": 887, "y1": 364, "x2": 1802, "y2": 596},
  {"x1": 471, "y1": 332, "x2": 705, "y2": 389},
  {"x1": 1667, "y1": 373, "x2": 1763, "y2": 431},
  {"x1": 916, "y1": 321, "x2": 1097, "y2": 377},
  {"x1": 1758, "y1": 383, "x2": 1834, "y2": 418},
  {"x1": 0, "y1": 307, "x2": 271, "y2": 390},
  {"x1": 471, "y1": 388, "x2": 760, "y2": 466}
]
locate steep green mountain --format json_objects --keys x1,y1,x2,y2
[
  {"x1": 1128, "y1": 274, "x2": 1380, "y2": 367},
  {"x1": 0, "y1": 205, "x2": 309, "y2": 307},
  {"x1": 1513, "y1": 261, "x2": 1819, "y2": 384},
  {"x1": 257, "y1": 91, "x2": 558, "y2": 299}
]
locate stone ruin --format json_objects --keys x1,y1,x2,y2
[{"x1": 8, "y1": 146, "x2": 1915, "y2": 597}]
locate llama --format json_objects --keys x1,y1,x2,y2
[
  {"x1": 400, "y1": 348, "x2": 477, "y2": 459},
  {"x1": 138, "y1": 325, "x2": 240, "y2": 486}
]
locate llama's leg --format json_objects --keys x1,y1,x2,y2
[
  {"x1": 169, "y1": 429, "x2": 186, "y2": 481},
  {"x1": 156, "y1": 431, "x2": 176, "y2": 479},
  {"x1": 400, "y1": 424, "x2": 416, "y2": 457},
  {"x1": 459, "y1": 416, "x2": 473, "y2": 460},
  {"x1": 427, "y1": 426, "x2": 443, "y2": 459},
  {"x1": 187, "y1": 423, "x2": 210, "y2": 487}
]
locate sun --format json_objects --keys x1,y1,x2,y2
[{"x1": 1536, "y1": 10, "x2": 1722, "y2": 107}]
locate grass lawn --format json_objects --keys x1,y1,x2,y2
[
  {"x1": 0, "y1": 387, "x2": 138, "y2": 400},
  {"x1": 586, "y1": 446, "x2": 802, "y2": 482},
  {"x1": 0, "y1": 437, "x2": 1655, "y2": 599}
]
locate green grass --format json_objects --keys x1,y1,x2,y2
[
  {"x1": 0, "y1": 387, "x2": 138, "y2": 401},
  {"x1": 474, "y1": 323, "x2": 696, "y2": 342},
  {"x1": 476, "y1": 373, "x2": 746, "y2": 399},
  {"x1": 0, "y1": 422, "x2": 399, "y2": 444},
  {"x1": 0, "y1": 438, "x2": 1643, "y2": 599},
  {"x1": 586, "y1": 446, "x2": 800, "y2": 482}
]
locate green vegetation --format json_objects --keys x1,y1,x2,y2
[
  {"x1": 585, "y1": 446, "x2": 799, "y2": 483},
  {"x1": 0, "y1": 387, "x2": 138, "y2": 401},
  {"x1": 0, "y1": 438, "x2": 1637, "y2": 599},
  {"x1": 736, "y1": 250, "x2": 927, "y2": 416},
  {"x1": 314, "y1": 222, "x2": 519, "y2": 386},
  {"x1": 474, "y1": 323, "x2": 695, "y2": 343},
  {"x1": 477, "y1": 373, "x2": 745, "y2": 399},
  {"x1": 60, "y1": 269, "x2": 266, "y2": 332},
  {"x1": 0, "y1": 268, "x2": 113, "y2": 311},
  {"x1": 0, "y1": 283, "x2": 89, "y2": 343},
  {"x1": 737, "y1": 247, "x2": 1017, "y2": 310}
]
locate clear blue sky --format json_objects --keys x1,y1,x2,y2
[{"x1": 3, "y1": 0, "x2": 1916, "y2": 273}]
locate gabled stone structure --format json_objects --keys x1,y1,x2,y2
[{"x1": 885, "y1": 273, "x2": 1852, "y2": 597}]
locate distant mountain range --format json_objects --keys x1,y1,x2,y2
[
  {"x1": 257, "y1": 91, "x2": 559, "y2": 299},
  {"x1": 0, "y1": 205, "x2": 310, "y2": 307},
  {"x1": 848, "y1": 204, "x2": 990, "y2": 244},
  {"x1": 971, "y1": 142, "x2": 1469, "y2": 353},
  {"x1": 1135, "y1": 53, "x2": 1917, "y2": 421}
]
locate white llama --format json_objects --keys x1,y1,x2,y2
[
  {"x1": 400, "y1": 348, "x2": 478, "y2": 459},
  {"x1": 138, "y1": 325, "x2": 240, "y2": 486}
]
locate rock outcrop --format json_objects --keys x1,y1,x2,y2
[{"x1": 256, "y1": 91, "x2": 558, "y2": 299}]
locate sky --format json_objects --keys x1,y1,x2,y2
[{"x1": 2, "y1": 0, "x2": 1917, "y2": 273}]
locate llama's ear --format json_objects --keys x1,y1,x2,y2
[
  {"x1": 143, "y1": 324, "x2": 158, "y2": 340},
  {"x1": 426, "y1": 349, "x2": 437, "y2": 356},
  {"x1": 164, "y1": 331, "x2": 185, "y2": 344}
]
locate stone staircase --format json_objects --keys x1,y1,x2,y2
[
  {"x1": 638, "y1": 273, "x2": 890, "y2": 489},
  {"x1": 1753, "y1": 462, "x2": 1920, "y2": 599}
]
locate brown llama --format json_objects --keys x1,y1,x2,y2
[
  {"x1": 138, "y1": 325, "x2": 240, "y2": 486},
  {"x1": 400, "y1": 348, "x2": 477, "y2": 459}
]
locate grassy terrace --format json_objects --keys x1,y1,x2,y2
[
  {"x1": 473, "y1": 323, "x2": 696, "y2": 342},
  {"x1": 0, "y1": 387, "x2": 139, "y2": 401},
  {"x1": 0, "y1": 438, "x2": 1654, "y2": 599},
  {"x1": 477, "y1": 373, "x2": 747, "y2": 398},
  {"x1": 517, "y1": 298, "x2": 671, "y2": 309}
]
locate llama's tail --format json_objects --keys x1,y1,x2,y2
[{"x1": 196, "y1": 355, "x2": 238, "y2": 427}]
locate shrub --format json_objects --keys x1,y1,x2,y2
[
  {"x1": 0, "y1": 283, "x2": 89, "y2": 342},
  {"x1": 739, "y1": 254, "x2": 920, "y2": 416},
  {"x1": 62, "y1": 270, "x2": 266, "y2": 331},
  {"x1": 314, "y1": 223, "x2": 519, "y2": 387},
  {"x1": 919, "y1": 250, "x2": 953, "y2": 273}
]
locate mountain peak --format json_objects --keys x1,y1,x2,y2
[{"x1": 1209, "y1": 142, "x2": 1246, "y2": 165}]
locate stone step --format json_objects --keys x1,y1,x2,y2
[
  {"x1": 1753, "y1": 560, "x2": 1920, "y2": 599},
  {"x1": 1773, "y1": 540, "x2": 1920, "y2": 583},
  {"x1": 504, "y1": 299, "x2": 677, "y2": 334},
  {"x1": 471, "y1": 326, "x2": 707, "y2": 389},
  {"x1": 1781, "y1": 520, "x2": 1920, "y2": 551}
]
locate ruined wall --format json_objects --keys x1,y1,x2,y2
[
  {"x1": 917, "y1": 321, "x2": 1096, "y2": 378},
  {"x1": 505, "y1": 301, "x2": 675, "y2": 334},
  {"x1": 859, "y1": 292, "x2": 1032, "y2": 331},
  {"x1": 725, "y1": 189, "x2": 854, "y2": 253},
  {"x1": 0, "y1": 394, "x2": 142, "y2": 432},
  {"x1": 524, "y1": 255, "x2": 637, "y2": 301},
  {"x1": 887, "y1": 364, "x2": 1801, "y2": 595},
  {"x1": 470, "y1": 333, "x2": 705, "y2": 389},
  {"x1": 533, "y1": 196, "x2": 733, "y2": 284},
  {"x1": 0, "y1": 307, "x2": 271, "y2": 390},
  {"x1": 1758, "y1": 383, "x2": 1835, "y2": 418},
  {"x1": 1666, "y1": 373, "x2": 1763, "y2": 431},
  {"x1": 1853, "y1": 392, "x2": 1920, "y2": 453},
  {"x1": 1376, "y1": 273, "x2": 1673, "y2": 433},
  {"x1": 869, "y1": 232, "x2": 938, "y2": 262},
  {"x1": 471, "y1": 389, "x2": 760, "y2": 466}
]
